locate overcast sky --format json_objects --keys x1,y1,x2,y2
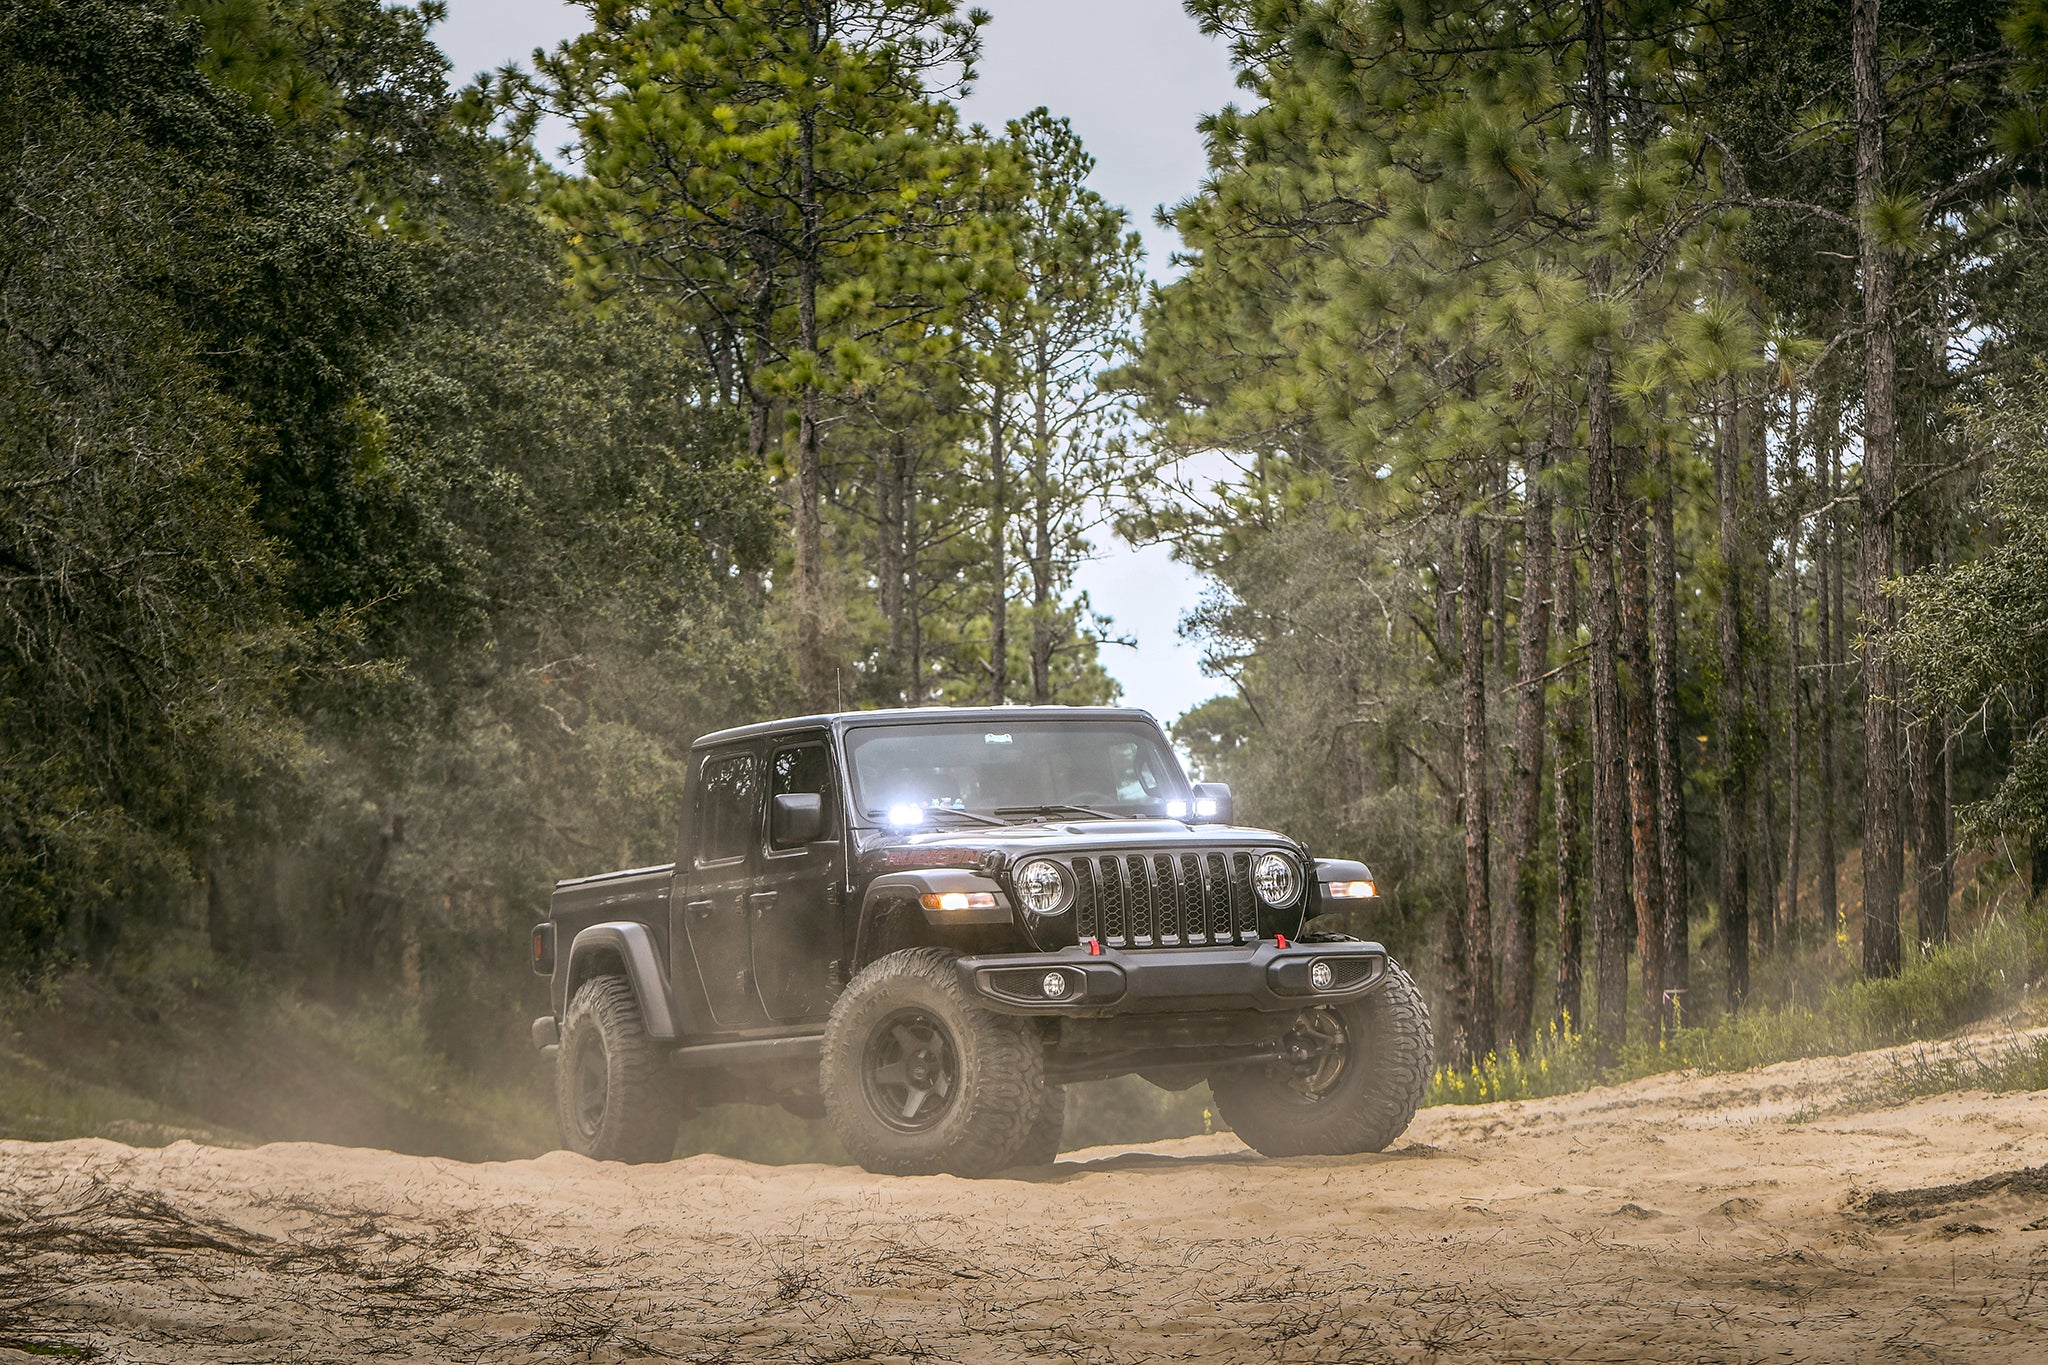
[{"x1": 433, "y1": 0, "x2": 1239, "y2": 725}]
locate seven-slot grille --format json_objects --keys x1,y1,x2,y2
[{"x1": 1067, "y1": 850, "x2": 1272, "y2": 948}]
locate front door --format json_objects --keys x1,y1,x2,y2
[
  {"x1": 677, "y1": 745, "x2": 769, "y2": 1030},
  {"x1": 751, "y1": 738, "x2": 841, "y2": 1022}
]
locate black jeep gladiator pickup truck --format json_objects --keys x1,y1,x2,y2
[{"x1": 529, "y1": 705, "x2": 1431, "y2": 1176}]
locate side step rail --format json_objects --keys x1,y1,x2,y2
[{"x1": 669, "y1": 1034, "x2": 823, "y2": 1071}]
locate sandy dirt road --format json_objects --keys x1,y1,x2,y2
[{"x1": 3, "y1": 1036, "x2": 2046, "y2": 1364}]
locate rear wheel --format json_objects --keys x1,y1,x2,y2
[
  {"x1": 1210, "y1": 960, "x2": 1432, "y2": 1158},
  {"x1": 821, "y1": 948, "x2": 1047, "y2": 1176},
  {"x1": 555, "y1": 975, "x2": 680, "y2": 1163}
]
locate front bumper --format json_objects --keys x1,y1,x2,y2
[{"x1": 956, "y1": 939, "x2": 1389, "y2": 1016}]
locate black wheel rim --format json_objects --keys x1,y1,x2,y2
[
  {"x1": 572, "y1": 1030, "x2": 609, "y2": 1138},
  {"x1": 1277, "y1": 1006, "x2": 1352, "y2": 1100},
  {"x1": 862, "y1": 1008, "x2": 959, "y2": 1132}
]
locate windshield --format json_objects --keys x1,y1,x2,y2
[{"x1": 844, "y1": 719, "x2": 1191, "y2": 821}]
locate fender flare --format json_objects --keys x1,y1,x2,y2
[
  {"x1": 852, "y1": 870, "x2": 1011, "y2": 970},
  {"x1": 566, "y1": 922, "x2": 679, "y2": 1040}
]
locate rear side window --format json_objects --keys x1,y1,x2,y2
[{"x1": 696, "y1": 750, "x2": 760, "y2": 865}]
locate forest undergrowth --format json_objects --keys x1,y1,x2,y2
[{"x1": 1430, "y1": 870, "x2": 2048, "y2": 1107}]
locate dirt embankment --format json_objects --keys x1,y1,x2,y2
[{"x1": 4, "y1": 1036, "x2": 2046, "y2": 1364}]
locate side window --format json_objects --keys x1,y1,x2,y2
[
  {"x1": 769, "y1": 744, "x2": 832, "y2": 850},
  {"x1": 696, "y1": 750, "x2": 760, "y2": 866}
]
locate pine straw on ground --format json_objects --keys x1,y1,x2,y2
[{"x1": 4, "y1": 1030, "x2": 2048, "y2": 1365}]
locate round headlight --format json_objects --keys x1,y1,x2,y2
[
  {"x1": 1252, "y1": 852, "x2": 1300, "y2": 908},
  {"x1": 1014, "y1": 858, "x2": 1072, "y2": 917}
]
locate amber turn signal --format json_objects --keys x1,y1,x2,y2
[{"x1": 920, "y1": 890, "x2": 997, "y2": 912}]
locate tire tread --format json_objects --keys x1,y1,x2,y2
[
  {"x1": 1211, "y1": 960, "x2": 1432, "y2": 1158},
  {"x1": 821, "y1": 947, "x2": 1046, "y2": 1176},
  {"x1": 555, "y1": 975, "x2": 680, "y2": 1164}
]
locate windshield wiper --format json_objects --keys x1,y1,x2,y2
[
  {"x1": 865, "y1": 806, "x2": 1004, "y2": 827},
  {"x1": 993, "y1": 803, "x2": 1123, "y2": 822}
]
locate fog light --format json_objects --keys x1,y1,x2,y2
[
  {"x1": 1042, "y1": 971, "x2": 1069, "y2": 999},
  {"x1": 1310, "y1": 960, "x2": 1335, "y2": 990}
]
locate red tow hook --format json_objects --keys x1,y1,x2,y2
[
  {"x1": 1085, "y1": 937, "x2": 1103, "y2": 956},
  {"x1": 1274, "y1": 933, "x2": 1289, "y2": 949}
]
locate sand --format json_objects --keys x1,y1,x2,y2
[{"x1": 3, "y1": 1033, "x2": 2046, "y2": 1363}]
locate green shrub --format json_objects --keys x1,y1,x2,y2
[
  {"x1": 1430, "y1": 907, "x2": 2047, "y2": 1108},
  {"x1": 1860, "y1": 1034, "x2": 2048, "y2": 1104},
  {"x1": 1427, "y1": 1014, "x2": 1604, "y2": 1105}
]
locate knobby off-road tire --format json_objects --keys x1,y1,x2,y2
[
  {"x1": 556, "y1": 975, "x2": 681, "y2": 1163},
  {"x1": 1210, "y1": 960, "x2": 1432, "y2": 1158},
  {"x1": 1011, "y1": 1084, "x2": 1067, "y2": 1167},
  {"x1": 821, "y1": 947, "x2": 1048, "y2": 1177}
]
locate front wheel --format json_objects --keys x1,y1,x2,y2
[
  {"x1": 555, "y1": 975, "x2": 681, "y2": 1163},
  {"x1": 1210, "y1": 960, "x2": 1432, "y2": 1158},
  {"x1": 1012, "y1": 1084, "x2": 1066, "y2": 1167},
  {"x1": 820, "y1": 948, "x2": 1049, "y2": 1176}
]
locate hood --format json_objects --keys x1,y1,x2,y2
[{"x1": 853, "y1": 817, "x2": 1302, "y2": 876}]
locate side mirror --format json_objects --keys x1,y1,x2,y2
[
  {"x1": 1190, "y1": 781, "x2": 1234, "y2": 824},
  {"x1": 771, "y1": 792, "x2": 825, "y2": 847}
]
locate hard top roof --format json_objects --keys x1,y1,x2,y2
[{"x1": 689, "y1": 704, "x2": 1163, "y2": 751}]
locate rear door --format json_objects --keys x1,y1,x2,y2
[
  {"x1": 750, "y1": 736, "x2": 842, "y2": 1022},
  {"x1": 677, "y1": 745, "x2": 769, "y2": 1030}
]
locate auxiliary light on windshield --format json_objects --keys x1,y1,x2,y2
[
  {"x1": 1166, "y1": 797, "x2": 1219, "y2": 820},
  {"x1": 886, "y1": 803, "x2": 927, "y2": 829}
]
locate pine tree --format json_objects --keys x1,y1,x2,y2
[{"x1": 543, "y1": 0, "x2": 986, "y2": 709}]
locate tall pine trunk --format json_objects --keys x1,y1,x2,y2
[
  {"x1": 1785, "y1": 478, "x2": 1804, "y2": 938},
  {"x1": 1853, "y1": 0, "x2": 1905, "y2": 976},
  {"x1": 1588, "y1": 379, "x2": 1630, "y2": 1058},
  {"x1": 906, "y1": 453, "x2": 924, "y2": 704},
  {"x1": 1584, "y1": 0, "x2": 1631, "y2": 1061},
  {"x1": 878, "y1": 439, "x2": 906, "y2": 704},
  {"x1": 1504, "y1": 445, "x2": 1553, "y2": 1051},
  {"x1": 987, "y1": 390, "x2": 1010, "y2": 705},
  {"x1": 1650, "y1": 442, "x2": 1688, "y2": 1024},
  {"x1": 1029, "y1": 440, "x2": 1054, "y2": 703},
  {"x1": 1459, "y1": 507, "x2": 1497, "y2": 1059},
  {"x1": 1748, "y1": 389, "x2": 1779, "y2": 957},
  {"x1": 1492, "y1": 461, "x2": 1511, "y2": 677},
  {"x1": 1817, "y1": 398, "x2": 1841, "y2": 937},
  {"x1": 1618, "y1": 449, "x2": 1666, "y2": 1041},
  {"x1": 1438, "y1": 529, "x2": 1471, "y2": 1060},
  {"x1": 1716, "y1": 383, "x2": 1751, "y2": 1008},
  {"x1": 1553, "y1": 514, "x2": 1587, "y2": 1033},
  {"x1": 794, "y1": 106, "x2": 830, "y2": 711},
  {"x1": 1029, "y1": 359, "x2": 1057, "y2": 704}
]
